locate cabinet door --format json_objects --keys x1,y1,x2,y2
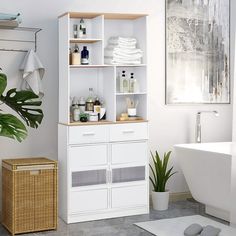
[
  {"x1": 72, "y1": 169, "x2": 107, "y2": 187},
  {"x1": 112, "y1": 166, "x2": 146, "y2": 184}
]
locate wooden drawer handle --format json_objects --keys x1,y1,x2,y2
[
  {"x1": 82, "y1": 132, "x2": 95, "y2": 136},
  {"x1": 122, "y1": 130, "x2": 135, "y2": 134}
]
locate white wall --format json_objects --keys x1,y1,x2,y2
[{"x1": 0, "y1": 0, "x2": 233, "y2": 203}]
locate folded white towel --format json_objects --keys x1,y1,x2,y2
[
  {"x1": 109, "y1": 37, "x2": 137, "y2": 44},
  {"x1": 107, "y1": 43, "x2": 136, "y2": 50},
  {"x1": 104, "y1": 57, "x2": 142, "y2": 65},
  {"x1": 104, "y1": 48, "x2": 143, "y2": 59},
  {"x1": 19, "y1": 49, "x2": 45, "y2": 97}
]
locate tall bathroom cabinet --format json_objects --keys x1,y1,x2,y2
[{"x1": 58, "y1": 12, "x2": 149, "y2": 223}]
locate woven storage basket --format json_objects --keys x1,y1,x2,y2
[{"x1": 2, "y1": 158, "x2": 58, "y2": 236}]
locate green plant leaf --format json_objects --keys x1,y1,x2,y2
[
  {"x1": 0, "y1": 113, "x2": 27, "y2": 142},
  {"x1": 149, "y1": 150, "x2": 177, "y2": 192},
  {"x1": 0, "y1": 88, "x2": 43, "y2": 128},
  {"x1": 0, "y1": 72, "x2": 7, "y2": 96}
]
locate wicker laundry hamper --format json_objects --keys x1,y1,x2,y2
[{"x1": 2, "y1": 158, "x2": 58, "y2": 236}]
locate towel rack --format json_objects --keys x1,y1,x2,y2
[{"x1": 0, "y1": 27, "x2": 42, "y2": 52}]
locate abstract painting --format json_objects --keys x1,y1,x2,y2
[{"x1": 166, "y1": 0, "x2": 230, "y2": 104}]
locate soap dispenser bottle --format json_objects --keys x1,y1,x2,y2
[{"x1": 122, "y1": 71, "x2": 129, "y2": 93}]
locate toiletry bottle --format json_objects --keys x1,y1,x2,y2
[
  {"x1": 73, "y1": 104, "x2": 80, "y2": 122},
  {"x1": 100, "y1": 100, "x2": 106, "y2": 120},
  {"x1": 120, "y1": 71, "x2": 125, "y2": 93},
  {"x1": 116, "y1": 72, "x2": 121, "y2": 93},
  {"x1": 69, "y1": 48, "x2": 72, "y2": 65},
  {"x1": 81, "y1": 46, "x2": 89, "y2": 65},
  {"x1": 129, "y1": 73, "x2": 134, "y2": 93},
  {"x1": 73, "y1": 24, "x2": 78, "y2": 38},
  {"x1": 94, "y1": 97, "x2": 101, "y2": 119},
  {"x1": 71, "y1": 96, "x2": 78, "y2": 114},
  {"x1": 85, "y1": 88, "x2": 95, "y2": 111},
  {"x1": 78, "y1": 96, "x2": 86, "y2": 113},
  {"x1": 80, "y1": 18, "x2": 86, "y2": 38},
  {"x1": 122, "y1": 71, "x2": 129, "y2": 93},
  {"x1": 133, "y1": 76, "x2": 140, "y2": 93},
  {"x1": 72, "y1": 44, "x2": 81, "y2": 65}
]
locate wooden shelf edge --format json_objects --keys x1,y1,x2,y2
[
  {"x1": 59, "y1": 12, "x2": 148, "y2": 20},
  {"x1": 70, "y1": 38, "x2": 102, "y2": 43},
  {"x1": 69, "y1": 64, "x2": 146, "y2": 68},
  {"x1": 59, "y1": 120, "x2": 148, "y2": 126}
]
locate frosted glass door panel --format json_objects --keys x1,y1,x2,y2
[
  {"x1": 72, "y1": 169, "x2": 106, "y2": 187},
  {"x1": 112, "y1": 166, "x2": 145, "y2": 183}
]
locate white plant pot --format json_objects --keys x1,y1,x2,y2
[{"x1": 151, "y1": 191, "x2": 169, "y2": 211}]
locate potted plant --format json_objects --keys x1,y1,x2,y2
[
  {"x1": 0, "y1": 70, "x2": 43, "y2": 142},
  {"x1": 149, "y1": 150, "x2": 177, "y2": 211}
]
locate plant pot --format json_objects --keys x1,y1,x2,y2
[{"x1": 151, "y1": 190, "x2": 169, "y2": 211}]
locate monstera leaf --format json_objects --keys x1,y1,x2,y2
[
  {"x1": 0, "y1": 113, "x2": 27, "y2": 142},
  {"x1": 0, "y1": 71, "x2": 44, "y2": 142},
  {"x1": 0, "y1": 72, "x2": 7, "y2": 96},
  {"x1": 0, "y1": 89, "x2": 43, "y2": 128}
]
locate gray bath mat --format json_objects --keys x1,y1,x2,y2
[{"x1": 135, "y1": 215, "x2": 236, "y2": 236}]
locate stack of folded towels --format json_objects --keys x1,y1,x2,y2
[
  {"x1": 0, "y1": 13, "x2": 22, "y2": 28},
  {"x1": 104, "y1": 37, "x2": 143, "y2": 65}
]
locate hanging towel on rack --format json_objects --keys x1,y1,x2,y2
[{"x1": 19, "y1": 49, "x2": 45, "y2": 97}]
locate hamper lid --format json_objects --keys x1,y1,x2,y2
[{"x1": 2, "y1": 157, "x2": 57, "y2": 167}]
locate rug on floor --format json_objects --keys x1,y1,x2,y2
[{"x1": 135, "y1": 215, "x2": 236, "y2": 236}]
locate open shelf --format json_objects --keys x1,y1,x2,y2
[
  {"x1": 70, "y1": 38, "x2": 102, "y2": 43},
  {"x1": 59, "y1": 12, "x2": 147, "y2": 20},
  {"x1": 59, "y1": 12, "x2": 147, "y2": 124},
  {"x1": 114, "y1": 64, "x2": 147, "y2": 67},
  {"x1": 70, "y1": 64, "x2": 112, "y2": 68},
  {"x1": 116, "y1": 92, "x2": 146, "y2": 96}
]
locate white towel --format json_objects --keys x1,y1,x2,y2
[
  {"x1": 104, "y1": 57, "x2": 142, "y2": 65},
  {"x1": 109, "y1": 37, "x2": 137, "y2": 45},
  {"x1": 19, "y1": 49, "x2": 45, "y2": 97}
]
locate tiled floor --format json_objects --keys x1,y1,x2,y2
[{"x1": 0, "y1": 200, "x2": 228, "y2": 236}]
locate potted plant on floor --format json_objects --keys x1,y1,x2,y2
[
  {"x1": 0, "y1": 70, "x2": 43, "y2": 142},
  {"x1": 149, "y1": 150, "x2": 177, "y2": 211}
]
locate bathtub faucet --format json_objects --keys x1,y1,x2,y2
[{"x1": 195, "y1": 111, "x2": 219, "y2": 143}]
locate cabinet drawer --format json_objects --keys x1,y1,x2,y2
[
  {"x1": 69, "y1": 189, "x2": 108, "y2": 213},
  {"x1": 110, "y1": 123, "x2": 148, "y2": 142},
  {"x1": 69, "y1": 126, "x2": 109, "y2": 144},
  {"x1": 111, "y1": 142, "x2": 147, "y2": 164},
  {"x1": 112, "y1": 185, "x2": 147, "y2": 208},
  {"x1": 69, "y1": 145, "x2": 108, "y2": 169}
]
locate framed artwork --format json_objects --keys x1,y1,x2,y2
[{"x1": 166, "y1": 0, "x2": 230, "y2": 104}]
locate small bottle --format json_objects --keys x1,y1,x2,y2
[
  {"x1": 73, "y1": 24, "x2": 78, "y2": 38},
  {"x1": 129, "y1": 73, "x2": 135, "y2": 93},
  {"x1": 71, "y1": 96, "x2": 78, "y2": 114},
  {"x1": 122, "y1": 71, "x2": 129, "y2": 93},
  {"x1": 80, "y1": 18, "x2": 86, "y2": 38},
  {"x1": 69, "y1": 48, "x2": 72, "y2": 65},
  {"x1": 73, "y1": 104, "x2": 80, "y2": 122},
  {"x1": 81, "y1": 46, "x2": 89, "y2": 65},
  {"x1": 120, "y1": 71, "x2": 126, "y2": 93},
  {"x1": 78, "y1": 97, "x2": 86, "y2": 113},
  {"x1": 94, "y1": 97, "x2": 101, "y2": 119},
  {"x1": 86, "y1": 88, "x2": 95, "y2": 111},
  {"x1": 116, "y1": 72, "x2": 121, "y2": 93},
  {"x1": 72, "y1": 44, "x2": 81, "y2": 65}
]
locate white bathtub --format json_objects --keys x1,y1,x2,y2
[{"x1": 175, "y1": 142, "x2": 232, "y2": 221}]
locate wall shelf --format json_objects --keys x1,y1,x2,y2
[{"x1": 0, "y1": 26, "x2": 42, "y2": 52}]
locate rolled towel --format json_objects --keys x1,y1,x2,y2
[
  {"x1": 200, "y1": 225, "x2": 221, "y2": 236},
  {"x1": 184, "y1": 223, "x2": 203, "y2": 236}
]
